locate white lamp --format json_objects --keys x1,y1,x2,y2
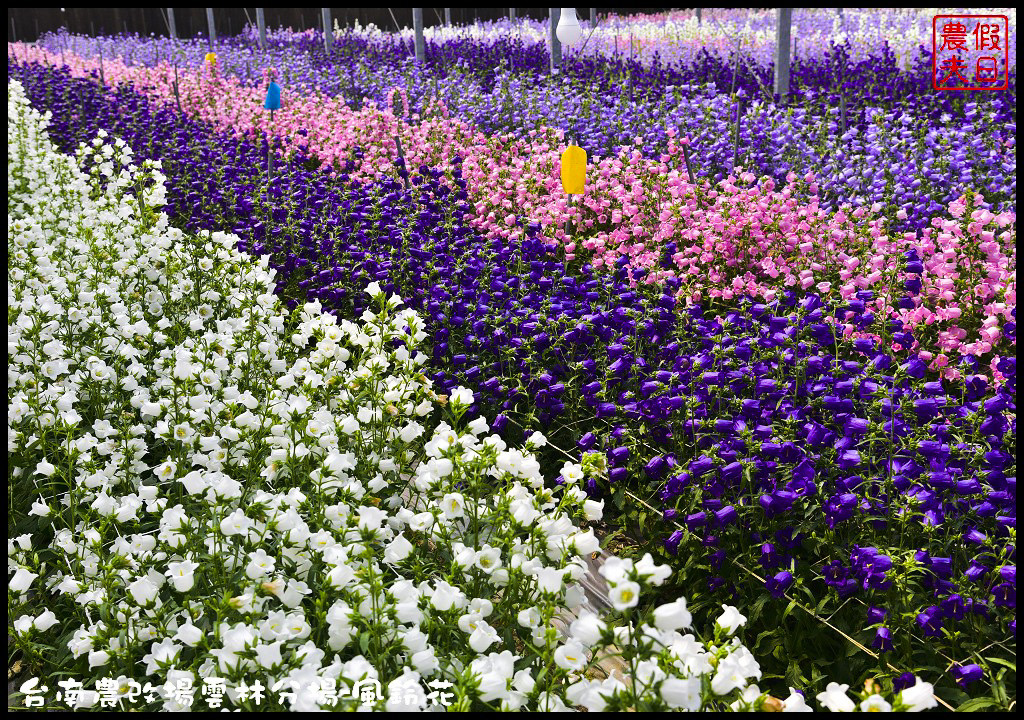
[{"x1": 556, "y1": 7, "x2": 583, "y2": 45}]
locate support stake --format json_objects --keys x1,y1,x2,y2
[
  {"x1": 394, "y1": 135, "x2": 408, "y2": 189},
  {"x1": 681, "y1": 143, "x2": 704, "y2": 211},
  {"x1": 173, "y1": 63, "x2": 182, "y2": 114},
  {"x1": 268, "y1": 110, "x2": 274, "y2": 185},
  {"x1": 732, "y1": 98, "x2": 743, "y2": 171}
]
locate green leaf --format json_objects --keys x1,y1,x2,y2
[
  {"x1": 612, "y1": 488, "x2": 625, "y2": 511},
  {"x1": 954, "y1": 697, "x2": 1000, "y2": 712},
  {"x1": 782, "y1": 598, "x2": 797, "y2": 621},
  {"x1": 746, "y1": 592, "x2": 772, "y2": 625},
  {"x1": 985, "y1": 657, "x2": 1016, "y2": 672},
  {"x1": 601, "y1": 528, "x2": 624, "y2": 548}
]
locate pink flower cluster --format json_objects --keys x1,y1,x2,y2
[
  {"x1": 11, "y1": 43, "x2": 1015, "y2": 378},
  {"x1": 889, "y1": 199, "x2": 1015, "y2": 382}
]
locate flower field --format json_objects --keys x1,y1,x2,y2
[{"x1": 7, "y1": 8, "x2": 1017, "y2": 712}]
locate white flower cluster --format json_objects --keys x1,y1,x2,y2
[
  {"x1": 7, "y1": 81, "x2": 935, "y2": 713},
  {"x1": 332, "y1": 8, "x2": 999, "y2": 69}
]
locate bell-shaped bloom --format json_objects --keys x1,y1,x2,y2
[
  {"x1": 766, "y1": 570, "x2": 794, "y2": 598},
  {"x1": 915, "y1": 606, "x2": 944, "y2": 638},
  {"x1": 871, "y1": 627, "x2": 893, "y2": 652},
  {"x1": 951, "y1": 664, "x2": 984, "y2": 688}
]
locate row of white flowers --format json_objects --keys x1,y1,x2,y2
[{"x1": 7, "y1": 80, "x2": 936, "y2": 712}]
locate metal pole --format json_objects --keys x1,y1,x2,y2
[
  {"x1": 728, "y1": 36, "x2": 741, "y2": 97},
  {"x1": 549, "y1": 7, "x2": 561, "y2": 74},
  {"x1": 774, "y1": 8, "x2": 792, "y2": 100},
  {"x1": 590, "y1": 8, "x2": 596, "y2": 25},
  {"x1": 412, "y1": 9, "x2": 425, "y2": 63},
  {"x1": 322, "y1": 8, "x2": 332, "y2": 53},
  {"x1": 206, "y1": 8, "x2": 217, "y2": 49},
  {"x1": 696, "y1": 8, "x2": 701, "y2": 24},
  {"x1": 256, "y1": 8, "x2": 267, "y2": 50},
  {"x1": 509, "y1": 8, "x2": 516, "y2": 22},
  {"x1": 167, "y1": 8, "x2": 177, "y2": 39},
  {"x1": 387, "y1": 8, "x2": 402, "y2": 32},
  {"x1": 444, "y1": 8, "x2": 451, "y2": 25}
]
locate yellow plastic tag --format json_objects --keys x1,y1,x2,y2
[
  {"x1": 205, "y1": 52, "x2": 218, "y2": 65},
  {"x1": 560, "y1": 145, "x2": 587, "y2": 195}
]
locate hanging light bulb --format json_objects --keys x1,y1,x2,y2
[{"x1": 556, "y1": 7, "x2": 583, "y2": 45}]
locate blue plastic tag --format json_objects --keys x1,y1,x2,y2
[{"x1": 264, "y1": 82, "x2": 282, "y2": 111}]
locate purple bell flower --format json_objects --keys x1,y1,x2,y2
[
  {"x1": 951, "y1": 664, "x2": 984, "y2": 688},
  {"x1": 872, "y1": 627, "x2": 894, "y2": 652},
  {"x1": 766, "y1": 570, "x2": 794, "y2": 598}
]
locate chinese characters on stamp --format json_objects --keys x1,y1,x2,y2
[{"x1": 933, "y1": 15, "x2": 1010, "y2": 91}]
